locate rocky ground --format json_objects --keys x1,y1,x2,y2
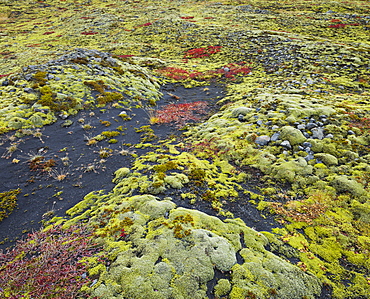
[{"x1": 0, "y1": 0, "x2": 369, "y2": 298}]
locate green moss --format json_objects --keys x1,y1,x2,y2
[
  {"x1": 0, "y1": 188, "x2": 21, "y2": 222},
  {"x1": 279, "y1": 126, "x2": 307, "y2": 145},
  {"x1": 330, "y1": 175, "x2": 366, "y2": 197},
  {"x1": 314, "y1": 153, "x2": 338, "y2": 166}
]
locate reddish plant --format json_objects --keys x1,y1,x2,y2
[
  {"x1": 0, "y1": 225, "x2": 101, "y2": 298},
  {"x1": 328, "y1": 23, "x2": 346, "y2": 28},
  {"x1": 136, "y1": 22, "x2": 152, "y2": 27},
  {"x1": 150, "y1": 101, "x2": 208, "y2": 127},
  {"x1": 81, "y1": 31, "x2": 99, "y2": 35},
  {"x1": 43, "y1": 31, "x2": 55, "y2": 35},
  {"x1": 180, "y1": 16, "x2": 194, "y2": 19},
  {"x1": 156, "y1": 62, "x2": 251, "y2": 81},
  {"x1": 183, "y1": 45, "x2": 222, "y2": 59}
]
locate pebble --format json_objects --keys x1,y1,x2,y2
[
  {"x1": 325, "y1": 133, "x2": 334, "y2": 138},
  {"x1": 255, "y1": 135, "x2": 270, "y2": 146},
  {"x1": 306, "y1": 122, "x2": 317, "y2": 130},
  {"x1": 256, "y1": 120, "x2": 263, "y2": 126},
  {"x1": 280, "y1": 140, "x2": 292, "y2": 149},
  {"x1": 304, "y1": 154, "x2": 315, "y2": 162},
  {"x1": 347, "y1": 130, "x2": 355, "y2": 135},
  {"x1": 270, "y1": 132, "x2": 280, "y2": 141},
  {"x1": 311, "y1": 127, "x2": 324, "y2": 139}
]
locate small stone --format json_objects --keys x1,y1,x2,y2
[
  {"x1": 306, "y1": 78, "x2": 314, "y2": 85},
  {"x1": 255, "y1": 135, "x2": 270, "y2": 146},
  {"x1": 325, "y1": 134, "x2": 334, "y2": 138},
  {"x1": 24, "y1": 87, "x2": 34, "y2": 93},
  {"x1": 256, "y1": 120, "x2": 263, "y2": 126},
  {"x1": 347, "y1": 130, "x2": 355, "y2": 135},
  {"x1": 311, "y1": 127, "x2": 324, "y2": 140},
  {"x1": 238, "y1": 114, "x2": 245, "y2": 122},
  {"x1": 302, "y1": 142, "x2": 312, "y2": 148},
  {"x1": 297, "y1": 124, "x2": 305, "y2": 130},
  {"x1": 271, "y1": 125, "x2": 279, "y2": 130},
  {"x1": 304, "y1": 154, "x2": 314, "y2": 162},
  {"x1": 306, "y1": 122, "x2": 317, "y2": 130},
  {"x1": 59, "y1": 113, "x2": 69, "y2": 119},
  {"x1": 47, "y1": 74, "x2": 54, "y2": 80},
  {"x1": 24, "y1": 74, "x2": 33, "y2": 81},
  {"x1": 280, "y1": 140, "x2": 291, "y2": 149},
  {"x1": 270, "y1": 132, "x2": 280, "y2": 141}
]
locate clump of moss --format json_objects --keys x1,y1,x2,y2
[
  {"x1": 84, "y1": 80, "x2": 106, "y2": 94},
  {"x1": 36, "y1": 85, "x2": 78, "y2": 112},
  {"x1": 32, "y1": 71, "x2": 47, "y2": 87},
  {"x1": 101, "y1": 131, "x2": 120, "y2": 138},
  {"x1": 97, "y1": 92, "x2": 123, "y2": 105},
  {"x1": 0, "y1": 188, "x2": 21, "y2": 222}
]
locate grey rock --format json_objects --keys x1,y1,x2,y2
[
  {"x1": 271, "y1": 125, "x2": 279, "y2": 130},
  {"x1": 256, "y1": 120, "x2": 263, "y2": 126},
  {"x1": 59, "y1": 113, "x2": 69, "y2": 119},
  {"x1": 306, "y1": 78, "x2": 314, "y2": 85},
  {"x1": 306, "y1": 122, "x2": 317, "y2": 130},
  {"x1": 25, "y1": 74, "x2": 33, "y2": 81},
  {"x1": 24, "y1": 87, "x2": 34, "y2": 93},
  {"x1": 325, "y1": 134, "x2": 334, "y2": 138},
  {"x1": 270, "y1": 132, "x2": 280, "y2": 141},
  {"x1": 47, "y1": 74, "x2": 54, "y2": 80},
  {"x1": 304, "y1": 154, "x2": 315, "y2": 162},
  {"x1": 303, "y1": 132, "x2": 310, "y2": 138},
  {"x1": 280, "y1": 140, "x2": 292, "y2": 149},
  {"x1": 297, "y1": 124, "x2": 306, "y2": 130},
  {"x1": 255, "y1": 135, "x2": 270, "y2": 146},
  {"x1": 347, "y1": 130, "x2": 355, "y2": 135},
  {"x1": 311, "y1": 128, "x2": 324, "y2": 139},
  {"x1": 302, "y1": 141, "x2": 312, "y2": 148}
]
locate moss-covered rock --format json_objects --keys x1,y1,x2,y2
[
  {"x1": 330, "y1": 175, "x2": 366, "y2": 197},
  {"x1": 314, "y1": 153, "x2": 338, "y2": 166},
  {"x1": 279, "y1": 126, "x2": 307, "y2": 146}
]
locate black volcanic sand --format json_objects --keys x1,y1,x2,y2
[{"x1": 0, "y1": 82, "x2": 279, "y2": 252}]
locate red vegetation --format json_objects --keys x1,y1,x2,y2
[
  {"x1": 152, "y1": 101, "x2": 208, "y2": 127},
  {"x1": 81, "y1": 31, "x2": 99, "y2": 35},
  {"x1": 137, "y1": 22, "x2": 152, "y2": 27},
  {"x1": 180, "y1": 16, "x2": 194, "y2": 19},
  {"x1": 0, "y1": 225, "x2": 101, "y2": 298},
  {"x1": 116, "y1": 54, "x2": 134, "y2": 58},
  {"x1": 183, "y1": 45, "x2": 222, "y2": 59},
  {"x1": 156, "y1": 62, "x2": 251, "y2": 81},
  {"x1": 328, "y1": 23, "x2": 360, "y2": 28},
  {"x1": 43, "y1": 31, "x2": 55, "y2": 35}
]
